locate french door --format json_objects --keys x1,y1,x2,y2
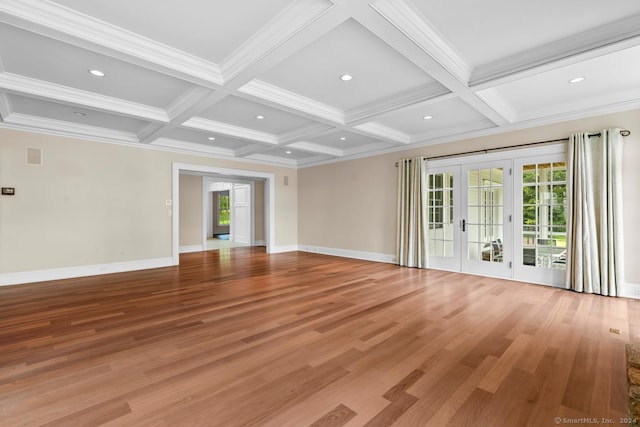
[
  {"x1": 512, "y1": 155, "x2": 567, "y2": 286},
  {"x1": 426, "y1": 160, "x2": 512, "y2": 279},
  {"x1": 425, "y1": 167, "x2": 460, "y2": 271},
  {"x1": 460, "y1": 160, "x2": 512, "y2": 278},
  {"x1": 425, "y1": 149, "x2": 567, "y2": 286}
]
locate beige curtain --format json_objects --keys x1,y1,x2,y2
[
  {"x1": 396, "y1": 156, "x2": 428, "y2": 268},
  {"x1": 566, "y1": 129, "x2": 625, "y2": 296}
]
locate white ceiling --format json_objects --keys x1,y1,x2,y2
[{"x1": 0, "y1": 0, "x2": 639, "y2": 168}]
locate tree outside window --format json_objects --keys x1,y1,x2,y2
[{"x1": 218, "y1": 191, "x2": 230, "y2": 225}]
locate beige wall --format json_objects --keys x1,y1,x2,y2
[
  {"x1": 298, "y1": 109, "x2": 640, "y2": 284},
  {"x1": 2, "y1": 109, "x2": 637, "y2": 284},
  {"x1": 179, "y1": 174, "x2": 202, "y2": 247},
  {"x1": 0, "y1": 128, "x2": 298, "y2": 274}
]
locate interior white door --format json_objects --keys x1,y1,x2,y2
[
  {"x1": 461, "y1": 160, "x2": 513, "y2": 278},
  {"x1": 426, "y1": 166, "x2": 461, "y2": 271},
  {"x1": 231, "y1": 183, "x2": 251, "y2": 244}
]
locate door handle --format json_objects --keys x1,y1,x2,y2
[{"x1": 461, "y1": 219, "x2": 466, "y2": 232}]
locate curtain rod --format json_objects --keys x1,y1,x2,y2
[{"x1": 395, "y1": 129, "x2": 631, "y2": 166}]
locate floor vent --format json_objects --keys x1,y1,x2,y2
[{"x1": 26, "y1": 147, "x2": 42, "y2": 166}]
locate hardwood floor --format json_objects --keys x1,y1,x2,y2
[{"x1": 1, "y1": 247, "x2": 639, "y2": 426}]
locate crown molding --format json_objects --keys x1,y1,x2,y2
[
  {"x1": 0, "y1": 0, "x2": 223, "y2": 87},
  {"x1": 475, "y1": 88, "x2": 518, "y2": 124},
  {"x1": 286, "y1": 141, "x2": 343, "y2": 157},
  {"x1": 3, "y1": 112, "x2": 139, "y2": 143},
  {"x1": 0, "y1": 72, "x2": 168, "y2": 122},
  {"x1": 353, "y1": 122, "x2": 410, "y2": 144},
  {"x1": 221, "y1": 0, "x2": 334, "y2": 82},
  {"x1": 471, "y1": 14, "x2": 640, "y2": 87},
  {"x1": 151, "y1": 138, "x2": 235, "y2": 157},
  {"x1": 238, "y1": 79, "x2": 344, "y2": 124},
  {"x1": 182, "y1": 117, "x2": 278, "y2": 145},
  {"x1": 0, "y1": 91, "x2": 12, "y2": 120},
  {"x1": 370, "y1": 0, "x2": 472, "y2": 84}
]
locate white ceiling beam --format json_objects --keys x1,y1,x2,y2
[
  {"x1": 352, "y1": 122, "x2": 410, "y2": 145},
  {"x1": 238, "y1": 80, "x2": 345, "y2": 124},
  {"x1": 182, "y1": 117, "x2": 278, "y2": 145},
  {"x1": 221, "y1": 0, "x2": 336, "y2": 82},
  {"x1": 471, "y1": 14, "x2": 640, "y2": 88},
  {"x1": 0, "y1": 72, "x2": 168, "y2": 122},
  {"x1": 233, "y1": 144, "x2": 275, "y2": 158},
  {"x1": 345, "y1": 84, "x2": 450, "y2": 125},
  {"x1": 370, "y1": 0, "x2": 472, "y2": 84},
  {"x1": 0, "y1": 91, "x2": 12, "y2": 120},
  {"x1": 3, "y1": 112, "x2": 139, "y2": 143},
  {"x1": 278, "y1": 123, "x2": 336, "y2": 144},
  {"x1": 138, "y1": 87, "x2": 222, "y2": 144},
  {"x1": 220, "y1": 2, "x2": 349, "y2": 89},
  {"x1": 151, "y1": 138, "x2": 236, "y2": 158},
  {"x1": 0, "y1": 0, "x2": 223, "y2": 88},
  {"x1": 286, "y1": 141, "x2": 344, "y2": 157},
  {"x1": 352, "y1": 4, "x2": 511, "y2": 127}
]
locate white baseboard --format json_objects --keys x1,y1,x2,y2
[
  {"x1": 621, "y1": 282, "x2": 640, "y2": 300},
  {"x1": 270, "y1": 244, "x2": 300, "y2": 254},
  {"x1": 254, "y1": 240, "x2": 266, "y2": 246},
  {"x1": 179, "y1": 245, "x2": 204, "y2": 253},
  {"x1": 298, "y1": 245, "x2": 396, "y2": 264},
  {"x1": 0, "y1": 257, "x2": 174, "y2": 287}
]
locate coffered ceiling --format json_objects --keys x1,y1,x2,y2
[{"x1": 0, "y1": 0, "x2": 639, "y2": 167}]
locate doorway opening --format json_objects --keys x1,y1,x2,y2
[
  {"x1": 204, "y1": 178, "x2": 256, "y2": 251},
  {"x1": 171, "y1": 162, "x2": 275, "y2": 265}
]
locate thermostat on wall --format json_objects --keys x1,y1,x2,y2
[{"x1": 1, "y1": 187, "x2": 15, "y2": 196}]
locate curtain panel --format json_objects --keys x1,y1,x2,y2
[
  {"x1": 566, "y1": 129, "x2": 625, "y2": 296},
  {"x1": 396, "y1": 156, "x2": 428, "y2": 268}
]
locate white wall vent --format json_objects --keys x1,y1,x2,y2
[{"x1": 26, "y1": 147, "x2": 42, "y2": 166}]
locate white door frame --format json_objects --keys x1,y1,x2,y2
[{"x1": 172, "y1": 162, "x2": 274, "y2": 265}]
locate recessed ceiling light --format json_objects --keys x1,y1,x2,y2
[
  {"x1": 256, "y1": 115, "x2": 265, "y2": 120},
  {"x1": 285, "y1": 150, "x2": 292, "y2": 154},
  {"x1": 208, "y1": 137, "x2": 216, "y2": 141},
  {"x1": 423, "y1": 115, "x2": 433, "y2": 120},
  {"x1": 88, "y1": 69, "x2": 105, "y2": 77},
  {"x1": 339, "y1": 137, "x2": 347, "y2": 141},
  {"x1": 73, "y1": 111, "x2": 87, "y2": 117},
  {"x1": 339, "y1": 74, "x2": 353, "y2": 81},
  {"x1": 569, "y1": 77, "x2": 585, "y2": 84}
]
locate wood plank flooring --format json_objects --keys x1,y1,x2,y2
[{"x1": 1, "y1": 247, "x2": 639, "y2": 426}]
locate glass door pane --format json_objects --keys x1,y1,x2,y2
[
  {"x1": 461, "y1": 161, "x2": 512, "y2": 278},
  {"x1": 514, "y1": 155, "x2": 567, "y2": 286},
  {"x1": 426, "y1": 166, "x2": 460, "y2": 271}
]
